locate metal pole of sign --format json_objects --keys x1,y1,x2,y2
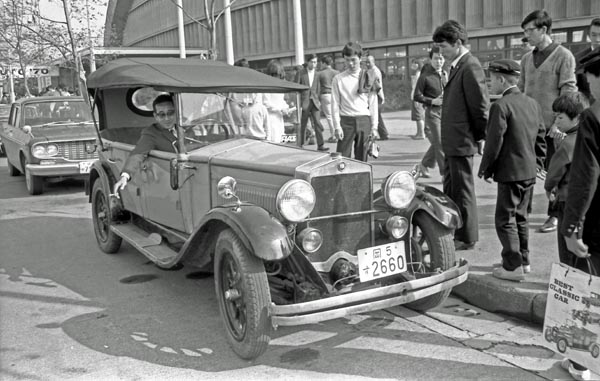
[
  {"x1": 8, "y1": 66, "x2": 15, "y2": 103},
  {"x1": 176, "y1": 0, "x2": 186, "y2": 59}
]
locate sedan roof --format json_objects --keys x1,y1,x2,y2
[{"x1": 87, "y1": 57, "x2": 308, "y2": 93}]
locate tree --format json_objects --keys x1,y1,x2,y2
[{"x1": 170, "y1": 0, "x2": 237, "y2": 60}]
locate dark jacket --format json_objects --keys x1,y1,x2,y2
[
  {"x1": 441, "y1": 52, "x2": 490, "y2": 156},
  {"x1": 561, "y1": 108, "x2": 600, "y2": 254},
  {"x1": 574, "y1": 46, "x2": 596, "y2": 102},
  {"x1": 295, "y1": 68, "x2": 321, "y2": 110},
  {"x1": 544, "y1": 128, "x2": 577, "y2": 201},
  {"x1": 122, "y1": 123, "x2": 177, "y2": 176},
  {"x1": 413, "y1": 64, "x2": 445, "y2": 107},
  {"x1": 478, "y1": 87, "x2": 546, "y2": 182}
]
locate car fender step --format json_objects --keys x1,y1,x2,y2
[{"x1": 110, "y1": 223, "x2": 178, "y2": 265}]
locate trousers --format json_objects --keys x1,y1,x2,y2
[
  {"x1": 443, "y1": 155, "x2": 478, "y2": 243},
  {"x1": 336, "y1": 115, "x2": 371, "y2": 161}
]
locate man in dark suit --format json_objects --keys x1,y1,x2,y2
[
  {"x1": 296, "y1": 54, "x2": 329, "y2": 151},
  {"x1": 573, "y1": 18, "x2": 600, "y2": 102},
  {"x1": 478, "y1": 60, "x2": 546, "y2": 281},
  {"x1": 433, "y1": 20, "x2": 490, "y2": 250},
  {"x1": 114, "y1": 94, "x2": 178, "y2": 192}
]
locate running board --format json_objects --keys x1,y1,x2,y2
[{"x1": 110, "y1": 223, "x2": 178, "y2": 265}]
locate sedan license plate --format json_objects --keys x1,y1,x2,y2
[
  {"x1": 78, "y1": 161, "x2": 94, "y2": 174},
  {"x1": 357, "y1": 242, "x2": 406, "y2": 282}
]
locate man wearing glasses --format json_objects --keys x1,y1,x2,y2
[
  {"x1": 518, "y1": 9, "x2": 577, "y2": 233},
  {"x1": 114, "y1": 94, "x2": 178, "y2": 192}
]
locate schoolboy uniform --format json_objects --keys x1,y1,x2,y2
[{"x1": 478, "y1": 59, "x2": 546, "y2": 281}]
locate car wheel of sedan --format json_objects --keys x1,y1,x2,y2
[
  {"x1": 91, "y1": 180, "x2": 122, "y2": 253},
  {"x1": 214, "y1": 228, "x2": 271, "y2": 360},
  {"x1": 405, "y1": 212, "x2": 455, "y2": 312},
  {"x1": 24, "y1": 163, "x2": 43, "y2": 195},
  {"x1": 7, "y1": 159, "x2": 20, "y2": 176}
]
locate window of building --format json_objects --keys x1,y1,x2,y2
[
  {"x1": 388, "y1": 46, "x2": 407, "y2": 58},
  {"x1": 366, "y1": 47, "x2": 386, "y2": 58},
  {"x1": 551, "y1": 30, "x2": 567, "y2": 44},
  {"x1": 408, "y1": 43, "x2": 430, "y2": 57},
  {"x1": 477, "y1": 36, "x2": 505, "y2": 51}
]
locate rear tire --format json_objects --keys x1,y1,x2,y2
[
  {"x1": 214, "y1": 229, "x2": 271, "y2": 359},
  {"x1": 91, "y1": 180, "x2": 122, "y2": 253},
  {"x1": 406, "y1": 212, "x2": 456, "y2": 311}
]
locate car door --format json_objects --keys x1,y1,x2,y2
[{"x1": 3, "y1": 105, "x2": 24, "y2": 168}]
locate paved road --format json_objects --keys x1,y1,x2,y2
[{"x1": 0, "y1": 154, "x2": 572, "y2": 380}]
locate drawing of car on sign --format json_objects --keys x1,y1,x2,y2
[
  {"x1": 583, "y1": 292, "x2": 600, "y2": 308},
  {"x1": 545, "y1": 320, "x2": 600, "y2": 358},
  {"x1": 572, "y1": 309, "x2": 600, "y2": 326}
]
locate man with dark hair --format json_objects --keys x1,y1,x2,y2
[
  {"x1": 114, "y1": 94, "x2": 178, "y2": 192},
  {"x1": 295, "y1": 53, "x2": 328, "y2": 151},
  {"x1": 518, "y1": 9, "x2": 577, "y2": 233},
  {"x1": 433, "y1": 20, "x2": 489, "y2": 250},
  {"x1": 319, "y1": 55, "x2": 340, "y2": 142},
  {"x1": 573, "y1": 17, "x2": 600, "y2": 102},
  {"x1": 413, "y1": 46, "x2": 447, "y2": 177},
  {"x1": 331, "y1": 41, "x2": 379, "y2": 161}
]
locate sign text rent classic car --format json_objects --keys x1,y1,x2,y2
[{"x1": 85, "y1": 58, "x2": 468, "y2": 359}]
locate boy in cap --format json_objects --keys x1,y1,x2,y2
[{"x1": 478, "y1": 59, "x2": 546, "y2": 281}]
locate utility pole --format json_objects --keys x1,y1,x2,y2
[
  {"x1": 292, "y1": 0, "x2": 304, "y2": 65},
  {"x1": 223, "y1": 0, "x2": 234, "y2": 65},
  {"x1": 176, "y1": 0, "x2": 186, "y2": 58}
]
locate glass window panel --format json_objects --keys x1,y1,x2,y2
[
  {"x1": 367, "y1": 47, "x2": 386, "y2": 58},
  {"x1": 572, "y1": 29, "x2": 585, "y2": 43},
  {"x1": 478, "y1": 36, "x2": 505, "y2": 51},
  {"x1": 408, "y1": 43, "x2": 430, "y2": 56},
  {"x1": 552, "y1": 31, "x2": 567, "y2": 44}
]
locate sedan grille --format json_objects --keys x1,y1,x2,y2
[
  {"x1": 304, "y1": 172, "x2": 372, "y2": 263},
  {"x1": 57, "y1": 140, "x2": 98, "y2": 160}
]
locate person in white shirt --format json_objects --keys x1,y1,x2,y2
[{"x1": 331, "y1": 42, "x2": 379, "y2": 161}]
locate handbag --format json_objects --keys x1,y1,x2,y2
[{"x1": 542, "y1": 260, "x2": 600, "y2": 374}]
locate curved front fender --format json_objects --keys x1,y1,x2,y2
[
  {"x1": 186, "y1": 204, "x2": 293, "y2": 262},
  {"x1": 409, "y1": 185, "x2": 463, "y2": 229}
]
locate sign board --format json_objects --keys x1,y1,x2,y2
[{"x1": 0, "y1": 66, "x2": 59, "y2": 80}]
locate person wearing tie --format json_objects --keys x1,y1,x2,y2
[
  {"x1": 295, "y1": 54, "x2": 329, "y2": 151},
  {"x1": 114, "y1": 94, "x2": 179, "y2": 192},
  {"x1": 413, "y1": 46, "x2": 447, "y2": 178},
  {"x1": 433, "y1": 20, "x2": 490, "y2": 251}
]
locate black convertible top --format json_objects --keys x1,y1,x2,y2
[{"x1": 87, "y1": 57, "x2": 307, "y2": 93}]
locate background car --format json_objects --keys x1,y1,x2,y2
[
  {"x1": 0, "y1": 96, "x2": 98, "y2": 195},
  {"x1": 0, "y1": 104, "x2": 10, "y2": 156}
]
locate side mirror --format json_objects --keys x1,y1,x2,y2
[
  {"x1": 170, "y1": 158, "x2": 179, "y2": 190},
  {"x1": 217, "y1": 176, "x2": 237, "y2": 199}
]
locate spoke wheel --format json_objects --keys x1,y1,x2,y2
[
  {"x1": 592, "y1": 344, "x2": 599, "y2": 358},
  {"x1": 557, "y1": 338, "x2": 567, "y2": 353},
  {"x1": 214, "y1": 229, "x2": 270, "y2": 359},
  {"x1": 91, "y1": 180, "x2": 122, "y2": 253},
  {"x1": 405, "y1": 212, "x2": 455, "y2": 311}
]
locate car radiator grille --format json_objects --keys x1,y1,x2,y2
[
  {"x1": 304, "y1": 172, "x2": 372, "y2": 263},
  {"x1": 57, "y1": 140, "x2": 99, "y2": 160}
]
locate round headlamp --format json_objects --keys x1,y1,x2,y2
[
  {"x1": 382, "y1": 171, "x2": 416, "y2": 209},
  {"x1": 386, "y1": 216, "x2": 409, "y2": 239},
  {"x1": 46, "y1": 144, "x2": 59, "y2": 156},
  {"x1": 276, "y1": 179, "x2": 315, "y2": 222},
  {"x1": 296, "y1": 227, "x2": 323, "y2": 253},
  {"x1": 32, "y1": 145, "x2": 46, "y2": 158}
]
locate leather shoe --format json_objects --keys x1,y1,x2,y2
[
  {"x1": 538, "y1": 216, "x2": 558, "y2": 233},
  {"x1": 454, "y1": 241, "x2": 476, "y2": 251},
  {"x1": 492, "y1": 266, "x2": 525, "y2": 282},
  {"x1": 317, "y1": 145, "x2": 330, "y2": 152},
  {"x1": 493, "y1": 261, "x2": 531, "y2": 274}
]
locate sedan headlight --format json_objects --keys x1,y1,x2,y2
[
  {"x1": 32, "y1": 144, "x2": 59, "y2": 158},
  {"x1": 276, "y1": 179, "x2": 315, "y2": 222},
  {"x1": 382, "y1": 171, "x2": 416, "y2": 209},
  {"x1": 46, "y1": 144, "x2": 59, "y2": 156}
]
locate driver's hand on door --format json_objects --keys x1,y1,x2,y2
[{"x1": 113, "y1": 173, "x2": 130, "y2": 198}]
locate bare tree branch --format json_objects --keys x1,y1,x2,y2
[
  {"x1": 214, "y1": 0, "x2": 237, "y2": 24},
  {"x1": 169, "y1": 0, "x2": 209, "y2": 30}
]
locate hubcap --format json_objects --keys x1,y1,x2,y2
[{"x1": 220, "y1": 252, "x2": 246, "y2": 341}]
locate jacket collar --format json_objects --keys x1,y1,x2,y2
[{"x1": 447, "y1": 52, "x2": 471, "y2": 84}]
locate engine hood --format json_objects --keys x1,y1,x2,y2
[
  {"x1": 192, "y1": 138, "x2": 336, "y2": 176},
  {"x1": 30, "y1": 123, "x2": 97, "y2": 142}
]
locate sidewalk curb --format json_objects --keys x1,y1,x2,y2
[{"x1": 451, "y1": 272, "x2": 548, "y2": 324}]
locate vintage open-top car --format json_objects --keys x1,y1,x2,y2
[
  {"x1": 86, "y1": 57, "x2": 468, "y2": 359},
  {"x1": 0, "y1": 96, "x2": 98, "y2": 194}
]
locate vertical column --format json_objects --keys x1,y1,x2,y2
[
  {"x1": 224, "y1": 0, "x2": 234, "y2": 64},
  {"x1": 293, "y1": 0, "x2": 304, "y2": 65},
  {"x1": 176, "y1": 0, "x2": 186, "y2": 58}
]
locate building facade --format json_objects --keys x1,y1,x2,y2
[{"x1": 105, "y1": 0, "x2": 599, "y2": 107}]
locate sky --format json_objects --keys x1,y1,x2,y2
[{"x1": 38, "y1": 0, "x2": 107, "y2": 42}]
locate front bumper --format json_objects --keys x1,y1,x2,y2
[
  {"x1": 270, "y1": 259, "x2": 469, "y2": 327},
  {"x1": 26, "y1": 162, "x2": 92, "y2": 177}
]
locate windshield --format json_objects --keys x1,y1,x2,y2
[
  {"x1": 179, "y1": 92, "x2": 299, "y2": 150},
  {"x1": 0, "y1": 106, "x2": 9, "y2": 118},
  {"x1": 23, "y1": 100, "x2": 93, "y2": 127}
]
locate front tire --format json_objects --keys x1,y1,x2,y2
[
  {"x1": 406, "y1": 212, "x2": 456, "y2": 311},
  {"x1": 214, "y1": 229, "x2": 271, "y2": 359},
  {"x1": 91, "y1": 180, "x2": 122, "y2": 253},
  {"x1": 25, "y1": 163, "x2": 43, "y2": 195}
]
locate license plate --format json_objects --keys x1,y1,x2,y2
[
  {"x1": 357, "y1": 242, "x2": 406, "y2": 282},
  {"x1": 78, "y1": 161, "x2": 94, "y2": 174}
]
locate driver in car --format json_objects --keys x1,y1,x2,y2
[{"x1": 113, "y1": 94, "x2": 178, "y2": 194}]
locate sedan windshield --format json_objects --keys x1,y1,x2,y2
[{"x1": 23, "y1": 100, "x2": 93, "y2": 127}]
